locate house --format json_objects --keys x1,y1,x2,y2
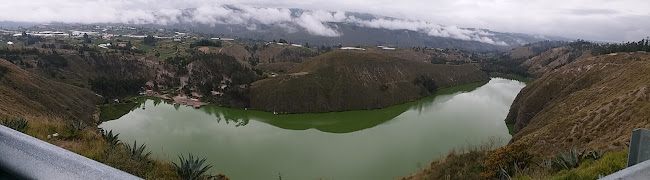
[
  {"x1": 173, "y1": 38, "x2": 182, "y2": 42},
  {"x1": 98, "y1": 43, "x2": 111, "y2": 49},
  {"x1": 340, "y1": 47, "x2": 366, "y2": 50},
  {"x1": 211, "y1": 91, "x2": 224, "y2": 96},
  {"x1": 291, "y1": 44, "x2": 303, "y2": 47},
  {"x1": 381, "y1": 47, "x2": 396, "y2": 50},
  {"x1": 6, "y1": 41, "x2": 13, "y2": 45}
]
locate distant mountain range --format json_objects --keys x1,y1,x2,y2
[{"x1": 1, "y1": 5, "x2": 573, "y2": 52}]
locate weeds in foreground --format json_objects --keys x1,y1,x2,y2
[
  {"x1": 123, "y1": 140, "x2": 152, "y2": 161},
  {"x1": 101, "y1": 130, "x2": 120, "y2": 148},
  {"x1": 1, "y1": 117, "x2": 28, "y2": 133},
  {"x1": 64, "y1": 120, "x2": 85, "y2": 139},
  {"x1": 173, "y1": 154, "x2": 213, "y2": 180}
]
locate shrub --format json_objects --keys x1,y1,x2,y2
[
  {"x1": 554, "y1": 148, "x2": 585, "y2": 170},
  {"x1": 1, "y1": 117, "x2": 28, "y2": 133},
  {"x1": 102, "y1": 130, "x2": 120, "y2": 148},
  {"x1": 551, "y1": 149, "x2": 627, "y2": 180},
  {"x1": 481, "y1": 142, "x2": 533, "y2": 179},
  {"x1": 64, "y1": 120, "x2": 85, "y2": 139},
  {"x1": 554, "y1": 148, "x2": 602, "y2": 170},
  {"x1": 123, "y1": 141, "x2": 152, "y2": 161},
  {"x1": 173, "y1": 154, "x2": 213, "y2": 180},
  {"x1": 0, "y1": 65, "x2": 8, "y2": 78}
]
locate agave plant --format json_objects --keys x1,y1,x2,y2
[
  {"x1": 101, "y1": 130, "x2": 120, "y2": 148},
  {"x1": 554, "y1": 148, "x2": 586, "y2": 170},
  {"x1": 585, "y1": 150, "x2": 602, "y2": 161},
  {"x1": 173, "y1": 154, "x2": 213, "y2": 180},
  {"x1": 1, "y1": 117, "x2": 28, "y2": 133},
  {"x1": 536, "y1": 158, "x2": 554, "y2": 169},
  {"x1": 65, "y1": 120, "x2": 85, "y2": 133},
  {"x1": 123, "y1": 140, "x2": 152, "y2": 160}
]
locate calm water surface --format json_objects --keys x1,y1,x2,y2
[{"x1": 99, "y1": 78, "x2": 525, "y2": 180}]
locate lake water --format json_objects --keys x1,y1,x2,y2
[{"x1": 99, "y1": 78, "x2": 525, "y2": 180}]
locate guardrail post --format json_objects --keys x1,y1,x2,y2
[{"x1": 627, "y1": 128, "x2": 650, "y2": 167}]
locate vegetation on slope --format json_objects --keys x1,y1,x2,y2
[
  {"x1": 250, "y1": 51, "x2": 489, "y2": 113},
  {"x1": 505, "y1": 52, "x2": 650, "y2": 155},
  {"x1": 400, "y1": 143, "x2": 627, "y2": 180},
  {"x1": 0, "y1": 58, "x2": 100, "y2": 121}
]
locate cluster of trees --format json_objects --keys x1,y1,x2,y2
[
  {"x1": 479, "y1": 54, "x2": 530, "y2": 77},
  {"x1": 591, "y1": 38, "x2": 650, "y2": 55},
  {"x1": 317, "y1": 45, "x2": 333, "y2": 52},
  {"x1": 0, "y1": 47, "x2": 38, "y2": 63},
  {"x1": 37, "y1": 51, "x2": 68, "y2": 68},
  {"x1": 189, "y1": 39, "x2": 221, "y2": 48},
  {"x1": 413, "y1": 75, "x2": 438, "y2": 95},
  {"x1": 0, "y1": 65, "x2": 8, "y2": 78},
  {"x1": 41, "y1": 43, "x2": 57, "y2": 49},
  {"x1": 142, "y1": 35, "x2": 155, "y2": 45},
  {"x1": 82, "y1": 33, "x2": 92, "y2": 43},
  {"x1": 90, "y1": 77, "x2": 146, "y2": 98},
  {"x1": 18, "y1": 32, "x2": 45, "y2": 46},
  {"x1": 430, "y1": 56, "x2": 447, "y2": 64}
]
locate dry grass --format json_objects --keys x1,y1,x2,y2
[
  {"x1": 19, "y1": 115, "x2": 181, "y2": 179},
  {"x1": 507, "y1": 53, "x2": 650, "y2": 155},
  {"x1": 400, "y1": 138, "x2": 502, "y2": 180}
]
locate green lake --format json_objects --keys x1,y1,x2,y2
[{"x1": 99, "y1": 78, "x2": 526, "y2": 180}]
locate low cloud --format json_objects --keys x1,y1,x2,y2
[{"x1": 0, "y1": 3, "x2": 508, "y2": 45}]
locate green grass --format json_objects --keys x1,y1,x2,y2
[
  {"x1": 100, "y1": 103, "x2": 139, "y2": 122},
  {"x1": 550, "y1": 149, "x2": 627, "y2": 180}
]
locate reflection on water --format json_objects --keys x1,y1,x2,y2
[{"x1": 100, "y1": 78, "x2": 525, "y2": 180}]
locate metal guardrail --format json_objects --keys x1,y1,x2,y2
[
  {"x1": 0, "y1": 125, "x2": 142, "y2": 180},
  {"x1": 600, "y1": 128, "x2": 650, "y2": 180}
]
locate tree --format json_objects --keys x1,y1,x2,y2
[
  {"x1": 126, "y1": 41, "x2": 133, "y2": 49},
  {"x1": 83, "y1": 33, "x2": 91, "y2": 43},
  {"x1": 143, "y1": 35, "x2": 155, "y2": 45}
]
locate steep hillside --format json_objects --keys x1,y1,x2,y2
[
  {"x1": 520, "y1": 46, "x2": 592, "y2": 77},
  {"x1": 250, "y1": 51, "x2": 488, "y2": 113},
  {"x1": 256, "y1": 44, "x2": 318, "y2": 63},
  {"x1": 0, "y1": 58, "x2": 100, "y2": 121},
  {"x1": 505, "y1": 52, "x2": 650, "y2": 155}
]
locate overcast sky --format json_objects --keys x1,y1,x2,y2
[{"x1": 1, "y1": 0, "x2": 648, "y2": 42}]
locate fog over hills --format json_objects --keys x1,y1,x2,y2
[{"x1": 0, "y1": 4, "x2": 572, "y2": 51}]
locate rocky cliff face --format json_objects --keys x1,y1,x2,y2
[
  {"x1": 505, "y1": 52, "x2": 650, "y2": 154},
  {"x1": 250, "y1": 51, "x2": 489, "y2": 113}
]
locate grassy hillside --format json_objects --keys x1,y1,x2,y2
[
  {"x1": 250, "y1": 51, "x2": 488, "y2": 113},
  {"x1": 0, "y1": 58, "x2": 100, "y2": 121},
  {"x1": 506, "y1": 52, "x2": 650, "y2": 155},
  {"x1": 520, "y1": 46, "x2": 592, "y2": 77}
]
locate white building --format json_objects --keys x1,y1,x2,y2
[
  {"x1": 98, "y1": 43, "x2": 111, "y2": 49},
  {"x1": 7, "y1": 41, "x2": 13, "y2": 45},
  {"x1": 340, "y1": 47, "x2": 366, "y2": 50}
]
